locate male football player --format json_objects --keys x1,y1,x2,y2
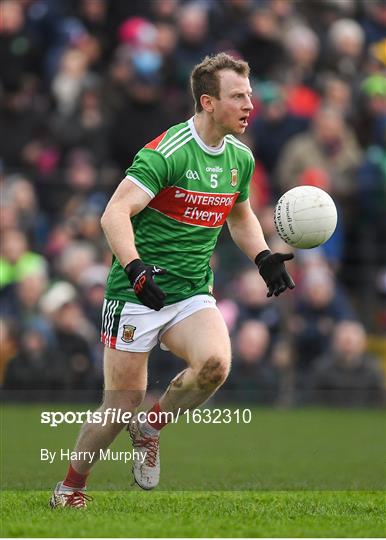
[{"x1": 51, "y1": 52, "x2": 294, "y2": 508}]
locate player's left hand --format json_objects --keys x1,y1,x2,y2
[{"x1": 255, "y1": 250, "x2": 295, "y2": 297}]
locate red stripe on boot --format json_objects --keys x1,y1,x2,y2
[
  {"x1": 146, "y1": 402, "x2": 169, "y2": 430},
  {"x1": 63, "y1": 463, "x2": 89, "y2": 489}
]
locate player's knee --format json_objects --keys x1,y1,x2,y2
[{"x1": 197, "y1": 355, "x2": 230, "y2": 390}]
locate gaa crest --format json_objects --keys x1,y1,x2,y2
[
  {"x1": 121, "y1": 324, "x2": 136, "y2": 343},
  {"x1": 230, "y1": 168, "x2": 238, "y2": 187}
]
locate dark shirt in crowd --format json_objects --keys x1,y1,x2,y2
[{"x1": 310, "y1": 353, "x2": 385, "y2": 407}]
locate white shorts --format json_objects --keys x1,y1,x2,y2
[{"x1": 100, "y1": 294, "x2": 217, "y2": 352}]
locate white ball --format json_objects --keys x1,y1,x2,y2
[{"x1": 274, "y1": 186, "x2": 337, "y2": 249}]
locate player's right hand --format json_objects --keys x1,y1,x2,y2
[{"x1": 124, "y1": 259, "x2": 167, "y2": 311}]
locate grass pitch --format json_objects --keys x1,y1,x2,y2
[
  {"x1": 1, "y1": 490, "x2": 385, "y2": 537},
  {"x1": 1, "y1": 404, "x2": 385, "y2": 537}
]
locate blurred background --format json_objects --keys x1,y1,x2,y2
[{"x1": 0, "y1": 0, "x2": 385, "y2": 408}]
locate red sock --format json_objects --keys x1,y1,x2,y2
[
  {"x1": 146, "y1": 402, "x2": 169, "y2": 430},
  {"x1": 63, "y1": 463, "x2": 89, "y2": 489}
]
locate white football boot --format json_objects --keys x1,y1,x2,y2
[
  {"x1": 127, "y1": 415, "x2": 160, "y2": 490},
  {"x1": 50, "y1": 481, "x2": 92, "y2": 509}
]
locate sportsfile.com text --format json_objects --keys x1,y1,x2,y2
[{"x1": 40, "y1": 408, "x2": 252, "y2": 427}]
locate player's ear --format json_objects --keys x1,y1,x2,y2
[{"x1": 200, "y1": 94, "x2": 214, "y2": 113}]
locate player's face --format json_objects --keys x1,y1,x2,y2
[{"x1": 212, "y1": 70, "x2": 253, "y2": 135}]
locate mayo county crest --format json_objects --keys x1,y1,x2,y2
[
  {"x1": 121, "y1": 325, "x2": 136, "y2": 343},
  {"x1": 230, "y1": 168, "x2": 238, "y2": 187}
]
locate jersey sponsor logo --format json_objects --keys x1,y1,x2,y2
[
  {"x1": 148, "y1": 186, "x2": 239, "y2": 228},
  {"x1": 186, "y1": 169, "x2": 200, "y2": 180},
  {"x1": 230, "y1": 168, "x2": 238, "y2": 187},
  {"x1": 121, "y1": 324, "x2": 136, "y2": 343},
  {"x1": 206, "y1": 166, "x2": 223, "y2": 173}
]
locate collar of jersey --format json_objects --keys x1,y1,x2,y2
[{"x1": 188, "y1": 117, "x2": 226, "y2": 155}]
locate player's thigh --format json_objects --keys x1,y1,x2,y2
[
  {"x1": 161, "y1": 308, "x2": 231, "y2": 370},
  {"x1": 103, "y1": 346, "x2": 149, "y2": 410}
]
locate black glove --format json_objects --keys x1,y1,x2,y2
[
  {"x1": 255, "y1": 250, "x2": 295, "y2": 297},
  {"x1": 124, "y1": 259, "x2": 167, "y2": 311}
]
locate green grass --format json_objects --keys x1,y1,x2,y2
[
  {"x1": 1, "y1": 490, "x2": 385, "y2": 537},
  {"x1": 1, "y1": 404, "x2": 385, "y2": 536}
]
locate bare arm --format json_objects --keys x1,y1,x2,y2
[
  {"x1": 227, "y1": 199, "x2": 295, "y2": 297},
  {"x1": 100, "y1": 179, "x2": 151, "y2": 267},
  {"x1": 226, "y1": 199, "x2": 269, "y2": 261}
]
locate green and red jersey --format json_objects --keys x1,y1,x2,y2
[{"x1": 105, "y1": 118, "x2": 255, "y2": 304}]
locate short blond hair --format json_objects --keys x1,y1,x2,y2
[{"x1": 190, "y1": 53, "x2": 250, "y2": 113}]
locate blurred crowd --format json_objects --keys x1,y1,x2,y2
[{"x1": 0, "y1": 0, "x2": 385, "y2": 406}]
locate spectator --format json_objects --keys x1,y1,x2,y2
[
  {"x1": 357, "y1": 145, "x2": 386, "y2": 242},
  {"x1": 78, "y1": 264, "x2": 109, "y2": 333},
  {"x1": 290, "y1": 267, "x2": 355, "y2": 392},
  {"x1": 0, "y1": 317, "x2": 18, "y2": 386},
  {"x1": 271, "y1": 339, "x2": 295, "y2": 407},
  {"x1": 276, "y1": 107, "x2": 362, "y2": 202},
  {"x1": 0, "y1": 229, "x2": 46, "y2": 289},
  {"x1": 310, "y1": 321, "x2": 385, "y2": 407},
  {"x1": 115, "y1": 16, "x2": 163, "y2": 88},
  {"x1": 283, "y1": 25, "x2": 320, "y2": 89},
  {"x1": 146, "y1": 0, "x2": 178, "y2": 25},
  {"x1": 101, "y1": 51, "x2": 135, "y2": 116},
  {"x1": 0, "y1": 77, "x2": 45, "y2": 170},
  {"x1": 208, "y1": 0, "x2": 253, "y2": 47},
  {"x1": 77, "y1": 0, "x2": 114, "y2": 67},
  {"x1": 110, "y1": 72, "x2": 175, "y2": 168},
  {"x1": 173, "y1": 3, "x2": 214, "y2": 90},
  {"x1": 361, "y1": 0, "x2": 386, "y2": 46},
  {"x1": 42, "y1": 149, "x2": 102, "y2": 220},
  {"x1": 271, "y1": 0, "x2": 305, "y2": 36},
  {"x1": 52, "y1": 85, "x2": 111, "y2": 164},
  {"x1": 320, "y1": 75, "x2": 353, "y2": 120},
  {"x1": 51, "y1": 47, "x2": 96, "y2": 116},
  {"x1": 3, "y1": 324, "x2": 68, "y2": 399},
  {"x1": 296, "y1": 0, "x2": 355, "y2": 40},
  {"x1": 238, "y1": 5, "x2": 286, "y2": 80},
  {"x1": 0, "y1": 0, "x2": 36, "y2": 84},
  {"x1": 227, "y1": 320, "x2": 278, "y2": 404},
  {"x1": 1, "y1": 174, "x2": 49, "y2": 247},
  {"x1": 232, "y1": 267, "x2": 283, "y2": 344},
  {"x1": 356, "y1": 74, "x2": 386, "y2": 147},
  {"x1": 251, "y1": 82, "x2": 309, "y2": 191},
  {"x1": 40, "y1": 281, "x2": 95, "y2": 389},
  {"x1": 324, "y1": 18, "x2": 365, "y2": 82},
  {"x1": 0, "y1": 270, "x2": 50, "y2": 338},
  {"x1": 154, "y1": 22, "x2": 178, "y2": 93},
  {"x1": 352, "y1": 144, "x2": 386, "y2": 328},
  {"x1": 56, "y1": 240, "x2": 97, "y2": 287}
]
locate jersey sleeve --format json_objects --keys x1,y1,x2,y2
[
  {"x1": 124, "y1": 148, "x2": 169, "y2": 198},
  {"x1": 236, "y1": 154, "x2": 255, "y2": 203}
]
